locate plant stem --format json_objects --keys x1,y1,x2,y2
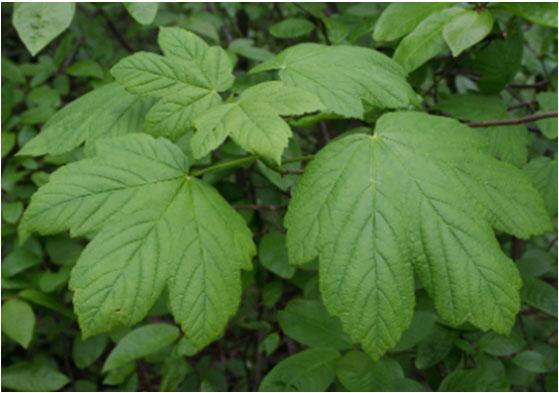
[
  {"x1": 191, "y1": 155, "x2": 258, "y2": 176},
  {"x1": 465, "y1": 111, "x2": 557, "y2": 127},
  {"x1": 192, "y1": 154, "x2": 315, "y2": 177}
]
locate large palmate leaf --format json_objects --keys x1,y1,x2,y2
[
  {"x1": 437, "y1": 93, "x2": 530, "y2": 167},
  {"x1": 286, "y1": 112, "x2": 551, "y2": 359},
  {"x1": 191, "y1": 81, "x2": 324, "y2": 164},
  {"x1": 18, "y1": 83, "x2": 155, "y2": 156},
  {"x1": 20, "y1": 134, "x2": 255, "y2": 347},
  {"x1": 250, "y1": 44, "x2": 419, "y2": 119},
  {"x1": 112, "y1": 27, "x2": 233, "y2": 139}
]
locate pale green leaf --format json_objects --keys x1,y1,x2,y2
[
  {"x1": 17, "y1": 83, "x2": 155, "y2": 157},
  {"x1": 1, "y1": 362, "x2": 69, "y2": 392},
  {"x1": 443, "y1": 9, "x2": 494, "y2": 57},
  {"x1": 21, "y1": 134, "x2": 255, "y2": 347},
  {"x1": 1, "y1": 299, "x2": 35, "y2": 348},
  {"x1": 13, "y1": 3, "x2": 75, "y2": 56},
  {"x1": 259, "y1": 348, "x2": 340, "y2": 392},
  {"x1": 250, "y1": 44, "x2": 418, "y2": 118},
  {"x1": 270, "y1": 18, "x2": 315, "y2": 39},
  {"x1": 373, "y1": 3, "x2": 451, "y2": 42},
  {"x1": 437, "y1": 94, "x2": 530, "y2": 167},
  {"x1": 393, "y1": 7, "x2": 465, "y2": 73},
  {"x1": 124, "y1": 3, "x2": 158, "y2": 25},
  {"x1": 192, "y1": 81, "x2": 324, "y2": 164},
  {"x1": 103, "y1": 324, "x2": 180, "y2": 372},
  {"x1": 524, "y1": 157, "x2": 557, "y2": 216},
  {"x1": 278, "y1": 299, "x2": 352, "y2": 350},
  {"x1": 286, "y1": 112, "x2": 551, "y2": 359}
]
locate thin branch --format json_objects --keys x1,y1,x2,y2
[
  {"x1": 191, "y1": 155, "x2": 258, "y2": 176},
  {"x1": 101, "y1": 9, "x2": 133, "y2": 52},
  {"x1": 465, "y1": 111, "x2": 557, "y2": 128},
  {"x1": 507, "y1": 100, "x2": 537, "y2": 111},
  {"x1": 509, "y1": 81, "x2": 547, "y2": 89},
  {"x1": 57, "y1": 36, "x2": 84, "y2": 75}
]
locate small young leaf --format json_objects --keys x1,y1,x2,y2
[
  {"x1": 443, "y1": 9, "x2": 494, "y2": 57},
  {"x1": 103, "y1": 324, "x2": 180, "y2": 372},
  {"x1": 73, "y1": 334, "x2": 109, "y2": 369},
  {"x1": 393, "y1": 7, "x2": 465, "y2": 73},
  {"x1": 1, "y1": 299, "x2": 35, "y2": 348},
  {"x1": 259, "y1": 348, "x2": 340, "y2": 392},
  {"x1": 124, "y1": 3, "x2": 158, "y2": 25},
  {"x1": 415, "y1": 325, "x2": 458, "y2": 369},
  {"x1": 336, "y1": 351, "x2": 396, "y2": 391},
  {"x1": 13, "y1": 3, "x2": 75, "y2": 56},
  {"x1": 278, "y1": 299, "x2": 352, "y2": 350},
  {"x1": 1, "y1": 362, "x2": 69, "y2": 392},
  {"x1": 270, "y1": 18, "x2": 315, "y2": 39},
  {"x1": 258, "y1": 231, "x2": 295, "y2": 279},
  {"x1": 521, "y1": 278, "x2": 558, "y2": 317},
  {"x1": 373, "y1": 3, "x2": 451, "y2": 42}
]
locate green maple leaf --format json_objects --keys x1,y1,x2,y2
[
  {"x1": 112, "y1": 27, "x2": 233, "y2": 140},
  {"x1": 250, "y1": 44, "x2": 419, "y2": 118},
  {"x1": 17, "y1": 83, "x2": 155, "y2": 156},
  {"x1": 285, "y1": 111, "x2": 551, "y2": 360},
  {"x1": 191, "y1": 81, "x2": 324, "y2": 165},
  {"x1": 20, "y1": 134, "x2": 255, "y2": 347}
]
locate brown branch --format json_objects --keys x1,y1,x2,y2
[
  {"x1": 465, "y1": 112, "x2": 557, "y2": 128},
  {"x1": 57, "y1": 36, "x2": 84, "y2": 75},
  {"x1": 507, "y1": 100, "x2": 537, "y2": 111},
  {"x1": 510, "y1": 81, "x2": 547, "y2": 89}
]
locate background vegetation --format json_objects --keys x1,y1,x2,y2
[{"x1": 1, "y1": 2, "x2": 557, "y2": 392}]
